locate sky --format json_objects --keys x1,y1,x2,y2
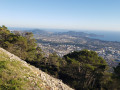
[{"x1": 0, "y1": 0, "x2": 120, "y2": 31}]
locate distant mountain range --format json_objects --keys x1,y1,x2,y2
[
  {"x1": 9, "y1": 26, "x2": 103, "y2": 38},
  {"x1": 53, "y1": 31, "x2": 104, "y2": 38},
  {"x1": 22, "y1": 29, "x2": 103, "y2": 38}
]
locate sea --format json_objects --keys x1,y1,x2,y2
[{"x1": 84, "y1": 30, "x2": 120, "y2": 42}]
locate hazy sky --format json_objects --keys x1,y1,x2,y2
[{"x1": 0, "y1": 0, "x2": 120, "y2": 31}]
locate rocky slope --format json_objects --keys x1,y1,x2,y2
[{"x1": 0, "y1": 48, "x2": 73, "y2": 90}]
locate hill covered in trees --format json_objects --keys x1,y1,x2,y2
[{"x1": 0, "y1": 25, "x2": 120, "y2": 90}]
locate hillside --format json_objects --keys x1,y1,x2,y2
[{"x1": 0, "y1": 47, "x2": 73, "y2": 90}]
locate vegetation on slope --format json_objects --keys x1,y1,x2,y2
[
  {"x1": 0, "y1": 48, "x2": 43, "y2": 90},
  {"x1": 0, "y1": 48, "x2": 73, "y2": 90}
]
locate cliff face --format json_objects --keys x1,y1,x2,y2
[{"x1": 0, "y1": 48, "x2": 73, "y2": 90}]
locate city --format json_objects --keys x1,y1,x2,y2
[{"x1": 32, "y1": 30, "x2": 120, "y2": 67}]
